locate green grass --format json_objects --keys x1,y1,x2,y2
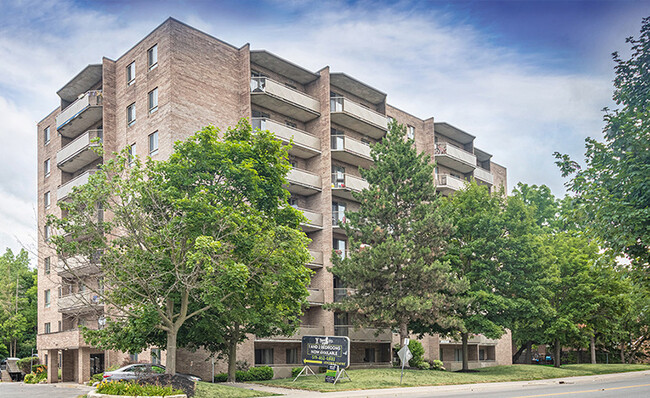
[
  {"x1": 256, "y1": 364, "x2": 650, "y2": 392},
  {"x1": 194, "y1": 381, "x2": 278, "y2": 398}
]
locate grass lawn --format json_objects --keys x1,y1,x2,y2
[
  {"x1": 256, "y1": 364, "x2": 650, "y2": 392},
  {"x1": 195, "y1": 381, "x2": 278, "y2": 398}
]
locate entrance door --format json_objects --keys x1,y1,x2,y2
[{"x1": 90, "y1": 353, "x2": 105, "y2": 375}]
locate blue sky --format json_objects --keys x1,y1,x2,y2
[{"x1": 0, "y1": 0, "x2": 648, "y2": 258}]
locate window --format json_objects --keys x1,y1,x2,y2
[
  {"x1": 129, "y1": 353, "x2": 139, "y2": 362},
  {"x1": 44, "y1": 159, "x2": 50, "y2": 177},
  {"x1": 479, "y1": 349, "x2": 485, "y2": 361},
  {"x1": 127, "y1": 103, "x2": 136, "y2": 126},
  {"x1": 331, "y1": 128, "x2": 344, "y2": 150},
  {"x1": 58, "y1": 321, "x2": 62, "y2": 332},
  {"x1": 254, "y1": 348, "x2": 273, "y2": 365},
  {"x1": 126, "y1": 62, "x2": 135, "y2": 85},
  {"x1": 332, "y1": 201, "x2": 346, "y2": 226},
  {"x1": 44, "y1": 126, "x2": 50, "y2": 145},
  {"x1": 364, "y1": 348, "x2": 376, "y2": 363},
  {"x1": 407, "y1": 125, "x2": 415, "y2": 140},
  {"x1": 331, "y1": 165, "x2": 346, "y2": 188},
  {"x1": 148, "y1": 45, "x2": 158, "y2": 69},
  {"x1": 58, "y1": 286, "x2": 62, "y2": 298},
  {"x1": 333, "y1": 238, "x2": 347, "y2": 259},
  {"x1": 128, "y1": 143, "x2": 136, "y2": 165},
  {"x1": 454, "y1": 348, "x2": 462, "y2": 362},
  {"x1": 285, "y1": 121, "x2": 297, "y2": 128},
  {"x1": 151, "y1": 348, "x2": 161, "y2": 365},
  {"x1": 44, "y1": 322, "x2": 51, "y2": 334},
  {"x1": 44, "y1": 257, "x2": 50, "y2": 275},
  {"x1": 44, "y1": 225, "x2": 50, "y2": 242},
  {"x1": 148, "y1": 131, "x2": 159, "y2": 155},
  {"x1": 330, "y1": 92, "x2": 343, "y2": 112},
  {"x1": 148, "y1": 88, "x2": 158, "y2": 113},
  {"x1": 286, "y1": 348, "x2": 299, "y2": 364},
  {"x1": 44, "y1": 191, "x2": 50, "y2": 209},
  {"x1": 44, "y1": 290, "x2": 51, "y2": 308}
]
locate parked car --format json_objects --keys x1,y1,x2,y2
[{"x1": 103, "y1": 364, "x2": 201, "y2": 382}]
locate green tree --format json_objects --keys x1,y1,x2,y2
[
  {"x1": 329, "y1": 121, "x2": 466, "y2": 345},
  {"x1": 49, "y1": 121, "x2": 311, "y2": 377},
  {"x1": 554, "y1": 17, "x2": 650, "y2": 269},
  {"x1": 0, "y1": 248, "x2": 36, "y2": 358}
]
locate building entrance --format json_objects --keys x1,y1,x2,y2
[{"x1": 90, "y1": 353, "x2": 104, "y2": 375}]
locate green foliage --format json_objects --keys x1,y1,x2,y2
[
  {"x1": 17, "y1": 357, "x2": 38, "y2": 374},
  {"x1": 291, "y1": 367, "x2": 303, "y2": 378},
  {"x1": 90, "y1": 372, "x2": 105, "y2": 383},
  {"x1": 407, "y1": 340, "x2": 425, "y2": 368},
  {"x1": 214, "y1": 366, "x2": 274, "y2": 382},
  {"x1": 429, "y1": 359, "x2": 445, "y2": 371},
  {"x1": 329, "y1": 120, "x2": 466, "y2": 341},
  {"x1": 96, "y1": 380, "x2": 183, "y2": 396},
  {"x1": 23, "y1": 371, "x2": 46, "y2": 384},
  {"x1": 554, "y1": 17, "x2": 650, "y2": 269}
]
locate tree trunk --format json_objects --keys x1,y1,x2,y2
[
  {"x1": 524, "y1": 340, "x2": 532, "y2": 364},
  {"x1": 590, "y1": 335, "x2": 596, "y2": 364},
  {"x1": 399, "y1": 323, "x2": 408, "y2": 348},
  {"x1": 227, "y1": 323, "x2": 240, "y2": 383},
  {"x1": 554, "y1": 339, "x2": 561, "y2": 368},
  {"x1": 620, "y1": 342, "x2": 625, "y2": 364},
  {"x1": 462, "y1": 332, "x2": 469, "y2": 371},
  {"x1": 512, "y1": 343, "x2": 527, "y2": 363},
  {"x1": 165, "y1": 328, "x2": 178, "y2": 374}
]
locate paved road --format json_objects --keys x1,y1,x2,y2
[{"x1": 0, "y1": 382, "x2": 93, "y2": 398}]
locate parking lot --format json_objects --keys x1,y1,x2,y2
[{"x1": 0, "y1": 382, "x2": 93, "y2": 398}]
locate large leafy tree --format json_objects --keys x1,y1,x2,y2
[
  {"x1": 49, "y1": 121, "x2": 311, "y2": 376},
  {"x1": 0, "y1": 248, "x2": 36, "y2": 358},
  {"x1": 329, "y1": 121, "x2": 466, "y2": 345},
  {"x1": 554, "y1": 16, "x2": 650, "y2": 270}
]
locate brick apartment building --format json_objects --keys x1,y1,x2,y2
[{"x1": 36, "y1": 18, "x2": 510, "y2": 383}]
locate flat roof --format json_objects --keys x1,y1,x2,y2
[
  {"x1": 434, "y1": 122, "x2": 475, "y2": 144},
  {"x1": 250, "y1": 50, "x2": 319, "y2": 84},
  {"x1": 57, "y1": 64, "x2": 102, "y2": 103},
  {"x1": 330, "y1": 73, "x2": 386, "y2": 105}
]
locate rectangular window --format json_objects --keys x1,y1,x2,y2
[
  {"x1": 44, "y1": 290, "x2": 51, "y2": 308},
  {"x1": 331, "y1": 128, "x2": 344, "y2": 150},
  {"x1": 254, "y1": 348, "x2": 273, "y2": 365},
  {"x1": 479, "y1": 349, "x2": 485, "y2": 361},
  {"x1": 286, "y1": 348, "x2": 299, "y2": 364},
  {"x1": 126, "y1": 62, "x2": 135, "y2": 85},
  {"x1": 364, "y1": 348, "x2": 376, "y2": 363},
  {"x1": 407, "y1": 125, "x2": 415, "y2": 140},
  {"x1": 44, "y1": 159, "x2": 50, "y2": 177},
  {"x1": 44, "y1": 126, "x2": 50, "y2": 145},
  {"x1": 44, "y1": 225, "x2": 50, "y2": 242},
  {"x1": 148, "y1": 88, "x2": 158, "y2": 113},
  {"x1": 332, "y1": 201, "x2": 346, "y2": 226},
  {"x1": 44, "y1": 257, "x2": 50, "y2": 275},
  {"x1": 285, "y1": 121, "x2": 297, "y2": 128},
  {"x1": 148, "y1": 45, "x2": 158, "y2": 69},
  {"x1": 331, "y1": 165, "x2": 346, "y2": 188},
  {"x1": 129, "y1": 353, "x2": 139, "y2": 362},
  {"x1": 127, "y1": 103, "x2": 136, "y2": 126},
  {"x1": 44, "y1": 322, "x2": 51, "y2": 334},
  {"x1": 151, "y1": 348, "x2": 161, "y2": 365},
  {"x1": 148, "y1": 131, "x2": 159, "y2": 155},
  {"x1": 333, "y1": 238, "x2": 347, "y2": 259},
  {"x1": 58, "y1": 286, "x2": 62, "y2": 298},
  {"x1": 454, "y1": 348, "x2": 462, "y2": 362},
  {"x1": 58, "y1": 321, "x2": 62, "y2": 332},
  {"x1": 44, "y1": 191, "x2": 50, "y2": 208},
  {"x1": 128, "y1": 143, "x2": 136, "y2": 165}
]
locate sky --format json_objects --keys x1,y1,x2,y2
[{"x1": 0, "y1": 0, "x2": 648, "y2": 260}]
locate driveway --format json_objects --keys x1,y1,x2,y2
[{"x1": 0, "y1": 382, "x2": 93, "y2": 398}]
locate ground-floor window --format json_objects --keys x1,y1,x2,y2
[
  {"x1": 364, "y1": 348, "x2": 376, "y2": 363},
  {"x1": 255, "y1": 348, "x2": 273, "y2": 365},
  {"x1": 454, "y1": 348, "x2": 462, "y2": 362},
  {"x1": 286, "y1": 348, "x2": 299, "y2": 364},
  {"x1": 129, "y1": 352, "x2": 139, "y2": 362},
  {"x1": 479, "y1": 349, "x2": 485, "y2": 360}
]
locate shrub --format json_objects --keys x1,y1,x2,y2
[
  {"x1": 17, "y1": 357, "x2": 39, "y2": 374},
  {"x1": 430, "y1": 359, "x2": 445, "y2": 371},
  {"x1": 23, "y1": 373, "x2": 35, "y2": 383},
  {"x1": 407, "y1": 340, "x2": 425, "y2": 368},
  {"x1": 90, "y1": 373, "x2": 104, "y2": 383},
  {"x1": 32, "y1": 364, "x2": 47, "y2": 374},
  {"x1": 138, "y1": 374, "x2": 196, "y2": 397},
  {"x1": 23, "y1": 371, "x2": 46, "y2": 384},
  {"x1": 235, "y1": 360, "x2": 250, "y2": 371},
  {"x1": 417, "y1": 361, "x2": 430, "y2": 370},
  {"x1": 291, "y1": 367, "x2": 303, "y2": 378},
  {"x1": 96, "y1": 380, "x2": 183, "y2": 396},
  {"x1": 214, "y1": 366, "x2": 274, "y2": 382}
]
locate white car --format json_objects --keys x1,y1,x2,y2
[{"x1": 102, "y1": 364, "x2": 201, "y2": 382}]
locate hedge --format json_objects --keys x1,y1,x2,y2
[
  {"x1": 17, "y1": 357, "x2": 39, "y2": 374},
  {"x1": 214, "y1": 366, "x2": 273, "y2": 382}
]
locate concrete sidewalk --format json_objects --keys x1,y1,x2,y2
[{"x1": 236, "y1": 369, "x2": 650, "y2": 397}]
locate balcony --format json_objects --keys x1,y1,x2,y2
[
  {"x1": 57, "y1": 255, "x2": 100, "y2": 279},
  {"x1": 334, "y1": 326, "x2": 392, "y2": 343},
  {"x1": 56, "y1": 130, "x2": 103, "y2": 173},
  {"x1": 332, "y1": 211, "x2": 347, "y2": 234},
  {"x1": 434, "y1": 142, "x2": 477, "y2": 173},
  {"x1": 252, "y1": 118, "x2": 320, "y2": 159},
  {"x1": 56, "y1": 90, "x2": 103, "y2": 138},
  {"x1": 58, "y1": 291, "x2": 103, "y2": 314},
  {"x1": 473, "y1": 167, "x2": 494, "y2": 185},
  {"x1": 57, "y1": 169, "x2": 98, "y2": 202},
  {"x1": 37, "y1": 328, "x2": 90, "y2": 350},
  {"x1": 331, "y1": 174, "x2": 369, "y2": 201},
  {"x1": 298, "y1": 208, "x2": 323, "y2": 232},
  {"x1": 307, "y1": 288, "x2": 324, "y2": 306},
  {"x1": 286, "y1": 168, "x2": 321, "y2": 196},
  {"x1": 330, "y1": 97, "x2": 387, "y2": 139},
  {"x1": 255, "y1": 325, "x2": 326, "y2": 342},
  {"x1": 250, "y1": 77, "x2": 320, "y2": 122},
  {"x1": 333, "y1": 287, "x2": 356, "y2": 302},
  {"x1": 436, "y1": 174, "x2": 467, "y2": 195},
  {"x1": 439, "y1": 334, "x2": 500, "y2": 346},
  {"x1": 331, "y1": 135, "x2": 373, "y2": 168},
  {"x1": 307, "y1": 250, "x2": 323, "y2": 269}
]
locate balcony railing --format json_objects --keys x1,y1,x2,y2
[
  {"x1": 331, "y1": 173, "x2": 369, "y2": 201},
  {"x1": 286, "y1": 168, "x2": 322, "y2": 196},
  {"x1": 307, "y1": 288, "x2": 324, "y2": 305},
  {"x1": 252, "y1": 118, "x2": 320, "y2": 158},
  {"x1": 307, "y1": 250, "x2": 323, "y2": 268},
  {"x1": 57, "y1": 169, "x2": 98, "y2": 201},
  {"x1": 250, "y1": 77, "x2": 320, "y2": 122},
  {"x1": 56, "y1": 90, "x2": 103, "y2": 138},
  {"x1": 298, "y1": 207, "x2": 323, "y2": 232},
  {"x1": 57, "y1": 291, "x2": 103, "y2": 314},
  {"x1": 255, "y1": 325, "x2": 326, "y2": 341},
  {"x1": 330, "y1": 97, "x2": 387, "y2": 139},
  {"x1": 436, "y1": 174, "x2": 467, "y2": 195},
  {"x1": 56, "y1": 129, "x2": 103, "y2": 173},
  {"x1": 332, "y1": 211, "x2": 347, "y2": 226},
  {"x1": 331, "y1": 135, "x2": 372, "y2": 168},
  {"x1": 56, "y1": 255, "x2": 100, "y2": 279},
  {"x1": 334, "y1": 326, "x2": 392, "y2": 342},
  {"x1": 473, "y1": 167, "x2": 494, "y2": 185},
  {"x1": 434, "y1": 143, "x2": 477, "y2": 173}
]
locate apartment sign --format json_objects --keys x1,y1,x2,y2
[{"x1": 301, "y1": 336, "x2": 350, "y2": 368}]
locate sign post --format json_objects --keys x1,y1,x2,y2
[
  {"x1": 293, "y1": 335, "x2": 351, "y2": 384},
  {"x1": 397, "y1": 338, "x2": 412, "y2": 384}
]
